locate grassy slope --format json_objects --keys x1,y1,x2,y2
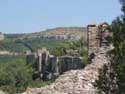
[
  {"x1": 0, "y1": 55, "x2": 25, "y2": 63},
  {"x1": 0, "y1": 34, "x2": 72, "y2": 52}
]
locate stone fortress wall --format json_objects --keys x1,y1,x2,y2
[
  {"x1": 87, "y1": 22, "x2": 112, "y2": 61},
  {"x1": 26, "y1": 22, "x2": 112, "y2": 80},
  {"x1": 23, "y1": 22, "x2": 113, "y2": 94},
  {"x1": 26, "y1": 48, "x2": 84, "y2": 80}
]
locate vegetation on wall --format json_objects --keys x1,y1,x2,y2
[{"x1": 95, "y1": 0, "x2": 125, "y2": 93}]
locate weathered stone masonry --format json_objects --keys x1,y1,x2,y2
[
  {"x1": 87, "y1": 22, "x2": 112, "y2": 61},
  {"x1": 26, "y1": 48, "x2": 84, "y2": 80},
  {"x1": 23, "y1": 22, "x2": 113, "y2": 94},
  {"x1": 26, "y1": 22, "x2": 111, "y2": 81}
]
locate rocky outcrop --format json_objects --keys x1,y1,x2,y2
[
  {"x1": 20, "y1": 27, "x2": 87, "y2": 41},
  {"x1": 0, "y1": 90, "x2": 8, "y2": 94},
  {"x1": 23, "y1": 48, "x2": 111, "y2": 94}
]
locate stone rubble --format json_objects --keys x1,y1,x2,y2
[
  {"x1": 0, "y1": 90, "x2": 8, "y2": 94},
  {"x1": 23, "y1": 48, "x2": 111, "y2": 94}
]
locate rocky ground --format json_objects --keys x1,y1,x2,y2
[
  {"x1": 0, "y1": 90, "x2": 8, "y2": 94},
  {"x1": 23, "y1": 48, "x2": 111, "y2": 94}
]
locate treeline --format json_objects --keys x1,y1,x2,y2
[{"x1": 0, "y1": 37, "x2": 78, "y2": 53}]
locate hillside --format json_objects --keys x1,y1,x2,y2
[
  {"x1": 19, "y1": 27, "x2": 87, "y2": 40},
  {"x1": 0, "y1": 27, "x2": 87, "y2": 53}
]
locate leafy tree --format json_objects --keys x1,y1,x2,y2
[
  {"x1": 111, "y1": 1, "x2": 125, "y2": 93},
  {"x1": 0, "y1": 60, "x2": 33, "y2": 93},
  {"x1": 95, "y1": 1, "x2": 125, "y2": 93},
  {"x1": 95, "y1": 63, "x2": 118, "y2": 94}
]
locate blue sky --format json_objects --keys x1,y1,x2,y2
[{"x1": 0, "y1": 0, "x2": 121, "y2": 33}]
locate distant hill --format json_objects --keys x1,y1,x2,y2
[
  {"x1": 0, "y1": 27, "x2": 87, "y2": 53},
  {"x1": 18, "y1": 27, "x2": 87, "y2": 40}
]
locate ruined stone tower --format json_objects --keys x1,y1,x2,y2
[
  {"x1": 87, "y1": 23, "x2": 100, "y2": 56},
  {"x1": 87, "y1": 22, "x2": 110, "y2": 62},
  {"x1": 0, "y1": 32, "x2": 4, "y2": 41},
  {"x1": 98, "y1": 22, "x2": 110, "y2": 47}
]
